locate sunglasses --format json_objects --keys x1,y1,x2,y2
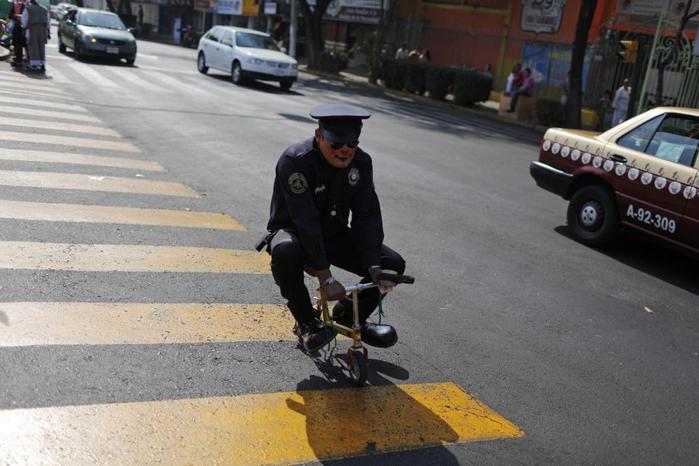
[{"x1": 330, "y1": 140, "x2": 359, "y2": 149}]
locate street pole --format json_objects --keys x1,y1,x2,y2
[
  {"x1": 290, "y1": 0, "x2": 297, "y2": 58},
  {"x1": 637, "y1": 15, "x2": 663, "y2": 114}
]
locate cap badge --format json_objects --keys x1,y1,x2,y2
[
  {"x1": 348, "y1": 167, "x2": 360, "y2": 186},
  {"x1": 288, "y1": 172, "x2": 308, "y2": 194}
]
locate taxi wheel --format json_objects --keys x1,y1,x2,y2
[{"x1": 567, "y1": 185, "x2": 620, "y2": 246}]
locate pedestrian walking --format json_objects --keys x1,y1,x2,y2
[
  {"x1": 10, "y1": 0, "x2": 27, "y2": 68},
  {"x1": 21, "y1": 0, "x2": 49, "y2": 72},
  {"x1": 612, "y1": 79, "x2": 631, "y2": 126}
]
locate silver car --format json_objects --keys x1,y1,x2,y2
[{"x1": 58, "y1": 8, "x2": 137, "y2": 65}]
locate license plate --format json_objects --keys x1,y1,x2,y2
[{"x1": 107, "y1": 47, "x2": 119, "y2": 54}]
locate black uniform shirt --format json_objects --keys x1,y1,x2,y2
[{"x1": 267, "y1": 137, "x2": 384, "y2": 271}]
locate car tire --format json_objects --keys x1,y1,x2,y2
[
  {"x1": 231, "y1": 61, "x2": 244, "y2": 85},
  {"x1": 74, "y1": 42, "x2": 83, "y2": 61},
  {"x1": 567, "y1": 185, "x2": 620, "y2": 246},
  {"x1": 280, "y1": 79, "x2": 293, "y2": 91},
  {"x1": 126, "y1": 57, "x2": 136, "y2": 66},
  {"x1": 58, "y1": 35, "x2": 66, "y2": 54},
  {"x1": 197, "y1": 52, "x2": 208, "y2": 74}
]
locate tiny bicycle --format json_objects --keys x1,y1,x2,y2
[{"x1": 295, "y1": 272, "x2": 415, "y2": 386}]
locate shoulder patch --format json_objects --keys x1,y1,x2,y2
[
  {"x1": 348, "y1": 167, "x2": 360, "y2": 186},
  {"x1": 288, "y1": 172, "x2": 308, "y2": 194}
]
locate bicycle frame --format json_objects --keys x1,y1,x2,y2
[{"x1": 317, "y1": 282, "x2": 378, "y2": 349}]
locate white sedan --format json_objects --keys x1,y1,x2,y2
[{"x1": 197, "y1": 26, "x2": 298, "y2": 91}]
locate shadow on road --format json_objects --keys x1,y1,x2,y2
[
  {"x1": 555, "y1": 225, "x2": 699, "y2": 295},
  {"x1": 208, "y1": 73, "x2": 303, "y2": 96},
  {"x1": 286, "y1": 352, "x2": 459, "y2": 465}
]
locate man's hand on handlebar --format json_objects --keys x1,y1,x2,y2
[{"x1": 309, "y1": 268, "x2": 347, "y2": 301}]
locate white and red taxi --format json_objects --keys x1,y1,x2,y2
[{"x1": 531, "y1": 107, "x2": 699, "y2": 253}]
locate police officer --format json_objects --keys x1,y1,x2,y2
[{"x1": 264, "y1": 103, "x2": 406, "y2": 352}]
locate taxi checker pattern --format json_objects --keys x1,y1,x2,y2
[{"x1": 541, "y1": 138, "x2": 698, "y2": 200}]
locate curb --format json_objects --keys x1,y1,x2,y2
[{"x1": 299, "y1": 66, "x2": 548, "y2": 136}]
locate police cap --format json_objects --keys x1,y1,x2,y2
[{"x1": 310, "y1": 103, "x2": 371, "y2": 144}]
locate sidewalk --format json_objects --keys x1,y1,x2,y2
[{"x1": 299, "y1": 65, "x2": 548, "y2": 135}]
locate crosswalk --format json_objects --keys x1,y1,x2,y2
[{"x1": 0, "y1": 66, "x2": 523, "y2": 463}]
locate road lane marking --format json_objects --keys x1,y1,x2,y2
[
  {"x1": 0, "y1": 200, "x2": 245, "y2": 230},
  {"x1": 143, "y1": 70, "x2": 213, "y2": 97},
  {"x1": 0, "y1": 383, "x2": 523, "y2": 464},
  {"x1": 0, "y1": 73, "x2": 58, "y2": 88},
  {"x1": 0, "y1": 116, "x2": 120, "y2": 137},
  {"x1": 0, "y1": 131, "x2": 140, "y2": 152},
  {"x1": 0, "y1": 303, "x2": 289, "y2": 346},
  {"x1": 104, "y1": 66, "x2": 167, "y2": 93},
  {"x1": 0, "y1": 170, "x2": 197, "y2": 197},
  {"x1": 0, "y1": 81, "x2": 67, "y2": 96},
  {"x1": 46, "y1": 66, "x2": 70, "y2": 83},
  {"x1": 0, "y1": 241, "x2": 269, "y2": 273},
  {"x1": 0, "y1": 105, "x2": 98, "y2": 122},
  {"x1": 0, "y1": 88, "x2": 74, "y2": 103},
  {"x1": 0, "y1": 96, "x2": 88, "y2": 112},
  {"x1": 66, "y1": 61, "x2": 120, "y2": 88},
  {"x1": 0, "y1": 148, "x2": 164, "y2": 171}
]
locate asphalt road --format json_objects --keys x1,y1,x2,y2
[{"x1": 0, "y1": 32, "x2": 697, "y2": 465}]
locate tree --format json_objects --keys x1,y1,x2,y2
[
  {"x1": 654, "y1": 0, "x2": 699, "y2": 106},
  {"x1": 566, "y1": 0, "x2": 598, "y2": 128},
  {"x1": 298, "y1": 0, "x2": 333, "y2": 70}
]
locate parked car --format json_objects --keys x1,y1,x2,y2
[
  {"x1": 58, "y1": 8, "x2": 137, "y2": 65},
  {"x1": 530, "y1": 107, "x2": 699, "y2": 254},
  {"x1": 196, "y1": 26, "x2": 298, "y2": 91}
]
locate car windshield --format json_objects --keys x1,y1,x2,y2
[
  {"x1": 78, "y1": 11, "x2": 126, "y2": 30},
  {"x1": 236, "y1": 32, "x2": 280, "y2": 51}
]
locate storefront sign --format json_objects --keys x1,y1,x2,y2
[
  {"x1": 218, "y1": 0, "x2": 242, "y2": 15},
  {"x1": 242, "y1": 0, "x2": 259, "y2": 16},
  {"x1": 520, "y1": 0, "x2": 566, "y2": 34},
  {"x1": 264, "y1": 2, "x2": 276, "y2": 14},
  {"x1": 616, "y1": 0, "x2": 689, "y2": 18},
  {"x1": 323, "y1": 0, "x2": 385, "y2": 24}
]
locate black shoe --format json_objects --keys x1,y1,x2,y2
[
  {"x1": 299, "y1": 319, "x2": 336, "y2": 352},
  {"x1": 361, "y1": 323, "x2": 398, "y2": 348}
]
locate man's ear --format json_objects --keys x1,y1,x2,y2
[{"x1": 314, "y1": 128, "x2": 322, "y2": 142}]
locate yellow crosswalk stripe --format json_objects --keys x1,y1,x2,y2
[
  {"x1": 0, "y1": 105, "x2": 98, "y2": 122},
  {"x1": 0, "y1": 200, "x2": 245, "y2": 230},
  {"x1": 0, "y1": 241, "x2": 270, "y2": 273},
  {"x1": 0, "y1": 383, "x2": 523, "y2": 464},
  {"x1": 0, "y1": 303, "x2": 290, "y2": 346},
  {"x1": 0, "y1": 96, "x2": 88, "y2": 112},
  {"x1": 0, "y1": 131, "x2": 140, "y2": 152},
  {"x1": 0, "y1": 170, "x2": 197, "y2": 196},
  {"x1": 0, "y1": 116, "x2": 120, "y2": 137},
  {"x1": 0, "y1": 148, "x2": 164, "y2": 171}
]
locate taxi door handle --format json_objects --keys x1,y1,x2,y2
[{"x1": 611, "y1": 154, "x2": 627, "y2": 164}]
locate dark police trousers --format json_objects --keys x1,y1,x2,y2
[{"x1": 270, "y1": 229, "x2": 406, "y2": 326}]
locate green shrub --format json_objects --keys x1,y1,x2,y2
[
  {"x1": 404, "y1": 62, "x2": 429, "y2": 95},
  {"x1": 453, "y1": 70, "x2": 493, "y2": 107},
  {"x1": 425, "y1": 65, "x2": 454, "y2": 101},
  {"x1": 320, "y1": 49, "x2": 349, "y2": 73},
  {"x1": 382, "y1": 59, "x2": 408, "y2": 91},
  {"x1": 536, "y1": 99, "x2": 565, "y2": 126}
]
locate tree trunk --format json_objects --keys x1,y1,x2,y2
[
  {"x1": 299, "y1": 0, "x2": 331, "y2": 70},
  {"x1": 566, "y1": 0, "x2": 598, "y2": 129},
  {"x1": 654, "y1": 1, "x2": 697, "y2": 106}
]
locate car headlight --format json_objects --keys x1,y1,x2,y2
[{"x1": 247, "y1": 57, "x2": 263, "y2": 65}]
